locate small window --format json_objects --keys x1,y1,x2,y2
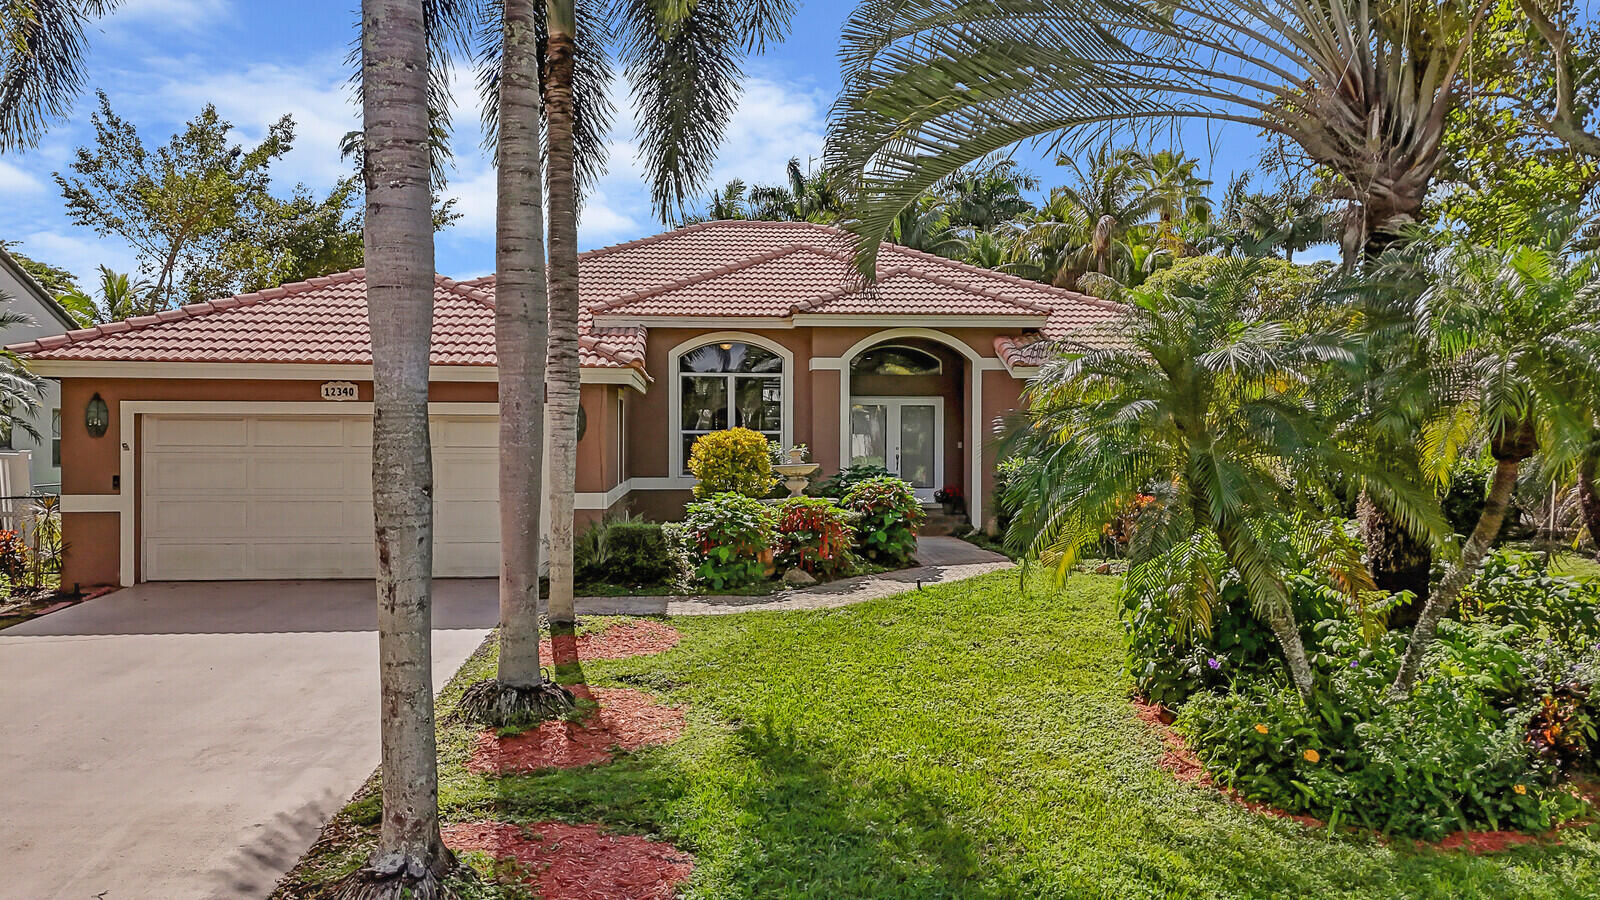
[
  {"x1": 850, "y1": 345, "x2": 942, "y2": 376},
  {"x1": 51, "y1": 409, "x2": 61, "y2": 467}
]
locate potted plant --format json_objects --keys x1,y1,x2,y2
[{"x1": 934, "y1": 485, "x2": 963, "y2": 515}]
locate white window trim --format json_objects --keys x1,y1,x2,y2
[{"x1": 667, "y1": 332, "x2": 794, "y2": 485}]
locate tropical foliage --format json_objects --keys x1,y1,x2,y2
[
  {"x1": 688, "y1": 427, "x2": 779, "y2": 499},
  {"x1": 841, "y1": 476, "x2": 925, "y2": 567},
  {"x1": 683, "y1": 492, "x2": 777, "y2": 590}
]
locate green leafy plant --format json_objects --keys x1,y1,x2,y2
[
  {"x1": 689, "y1": 428, "x2": 778, "y2": 498},
  {"x1": 842, "y1": 476, "x2": 925, "y2": 567},
  {"x1": 574, "y1": 517, "x2": 675, "y2": 587},
  {"x1": 0, "y1": 529, "x2": 29, "y2": 590},
  {"x1": 808, "y1": 463, "x2": 891, "y2": 499},
  {"x1": 683, "y1": 492, "x2": 776, "y2": 589},
  {"x1": 773, "y1": 497, "x2": 858, "y2": 579}
]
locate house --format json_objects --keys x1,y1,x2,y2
[
  {"x1": 0, "y1": 245, "x2": 83, "y2": 492},
  {"x1": 9, "y1": 220, "x2": 1123, "y2": 588}
]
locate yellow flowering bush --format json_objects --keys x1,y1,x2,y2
[{"x1": 688, "y1": 428, "x2": 777, "y2": 498}]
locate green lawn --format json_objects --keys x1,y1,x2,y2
[{"x1": 278, "y1": 570, "x2": 1600, "y2": 899}]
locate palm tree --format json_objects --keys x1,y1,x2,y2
[
  {"x1": 540, "y1": 0, "x2": 797, "y2": 641},
  {"x1": 337, "y1": 0, "x2": 454, "y2": 895},
  {"x1": 829, "y1": 0, "x2": 1495, "y2": 604},
  {"x1": 937, "y1": 158, "x2": 1039, "y2": 234},
  {"x1": 1388, "y1": 221, "x2": 1600, "y2": 696},
  {"x1": 747, "y1": 157, "x2": 847, "y2": 222},
  {"x1": 1136, "y1": 150, "x2": 1210, "y2": 256},
  {"x1": 0, "y1": 0, "x2": 118, "y2": 151},
  {"x1": 57, "y1": 266, "x2": 152, "y2": 325},
  {"x1": 1004, "y1": 260, "x2": 1392, "y2": 702},
  {"x1": 0, "y1": 290, "x2": 46, "y2": 442},
  {"x1": 706, "y1": 178, "x2": 750, "y2": 219},
  {"x1": 1013, "y1": 146, "x2": 1156, "y2": 288},
  {"x1": 1580, "y1": 433, "x2": 1600, "y2": 562},
  {"x1": 457, "y1": 0, "x2": 575, "y2": 727},
  {"x1": 1234, "y1": 186, "x2": 1334, "y2": 264},
  {"x1": 830, "y1": 0, "x2": 1490, "y2": 263},
  {"x1": 891, "y1": 193, "x2": 958, "y2": 255}
]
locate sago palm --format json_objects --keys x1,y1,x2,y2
[
  {"x1": 1388, "y1": 220, "x2": 1600, "y2": 696},
  {"x1": 1004, "y1": 259, "x2": 1434, "y2": 702}
]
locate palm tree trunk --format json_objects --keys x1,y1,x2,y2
[
  {"x1": 1358, "y1": 490, "x2": 1432, "y2": 622},
  {"x1": 542, "y1": 0, "x2": 581, "y2": 651},
  {"x1": 493, "y1": 0, "x2": 553, "y2": 690},
  {"x1": 340, "y1": 0, "x2": 452, "y2": 894},
  {"x1": 1390, "y1": 455, "x2": 1522, "y2": 698},
  {"x1": 1580, "y1": 442, "x2": 1600, "y2": 562}
]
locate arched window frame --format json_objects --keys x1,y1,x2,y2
[
  {"x1": 849, "y1": 343, "x2": 944, "y2": 375},
  {"x1": 667, "y1": 333, "x2": 794, "y2": 478}
]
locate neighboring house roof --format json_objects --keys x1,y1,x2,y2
[
  {"x1": 0, "y1": 245, "x2": 83, "y2": 332},
  {"x1": 7, "y1": 220, "x2": 1122, "y2": 371}
]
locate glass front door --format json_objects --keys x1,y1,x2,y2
[{"x1": 849, "y1": 397, "x2": 943, "y2": 501}]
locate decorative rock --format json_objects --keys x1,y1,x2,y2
[{"x1": 782, "y1": 568, "x2": 818, "y2": 587}]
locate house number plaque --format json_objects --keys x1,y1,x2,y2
[{"x1": 320, "y1": 381, "x2": 359, "y2": 401}]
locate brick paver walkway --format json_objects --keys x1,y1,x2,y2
[{"x1": 574, "y1": 536, "x2": 1013, "y2": 616}]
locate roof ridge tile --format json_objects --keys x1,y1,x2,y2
[{"x1": 593, "y1": 243, "x2": 826, "y2": 313}]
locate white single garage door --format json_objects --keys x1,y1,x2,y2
[{"x1": 141, "y1": 414, "x2": 499, "y2": 580}]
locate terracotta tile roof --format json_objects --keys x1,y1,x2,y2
[{"x1": 10, "y1": 220, "x2": 1123, "y2": 369}]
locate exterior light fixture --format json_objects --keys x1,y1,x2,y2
[
  {"x1": 719, "y1": 342, "x2": 732, "y2": 350},
  {"x1": 85, "y1": 393, "x2": 109, "y2": 438}
]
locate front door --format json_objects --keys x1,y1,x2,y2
[{"x1": 849, "y1": 397, "x2": 943, "y2": 501}]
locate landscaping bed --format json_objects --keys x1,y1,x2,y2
[{"x1": 274, "y1": 574, "x2": 1600, "y2": 899}]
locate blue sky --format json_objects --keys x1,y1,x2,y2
[{"x1": 2, "y1": 0, "x2": 1287, "y2": 288}]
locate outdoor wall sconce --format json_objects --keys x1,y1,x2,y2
[{"x1": 85, "y1": 393, "x2": 109, "y2": 438}]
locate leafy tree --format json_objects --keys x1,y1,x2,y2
[
  {"x1": 0, "y1": 290, "x2": 46, "y2": 440},
  {"x1": 54, "y1": 94, "x2": 295, "y2": 308},
  {"x1": 1013, "y1": 145, "x2": 1157, "y2": 288},
  {"x1": 936, "y1": 157, "x2": 1038, "y2": 233},
  {"x1": 1388, "y1": 220, "x2": 1600, "y2": 696},
  {"x1": 211, "y1": 179, "x2": 366, "y2": 294},
  {"x1": 1003, "y1": 260, "x2": 1424, "y2": 702},
  {"x1": 3, "y1": 246, "x2": 78, "y2": 296},
  {"x1": 0, "y1": 0, "x2": 117, "y2": 150}
]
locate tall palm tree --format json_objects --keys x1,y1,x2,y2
[
  {"x1": 0, "y1": 0, "x2": 118, "y2": 151},
  {"x1": 540, "y1": 0, "x2": 797, "y2": 640},
  {"x1": 1234, "y1": 185, "x2": 1334, "y2": 264},
  {"x1": 458, "y1": 0, "x2": 575, "y2": 726},
  {"x1": 1137, "y1": 150, "x2": 1211, "y2": 256},
  {"x1": 828, "y1": 0, "x2": 1495, "y2": 604},
  {"x1": 937, "y1": 157, "x2": 1039, "y2": 234},
  {"x1": 57, "y1": 266, "x2": 152, "y2": 324},
  {"x1": 1004, "y1": 260, "x2": 1408, "y2": 702},
  {"x1": 747, "y1": 156, "x2": 848, "y2": 222},
  {"x1": 337, "y1": 0, "x2": 454, "y2": 895},
  {"x1": 1013, "y1": 146, "x2": 1156, "y2": 287},
  {"x1": 1388, "y1": 222, "x2": 1600, "y2": 696}
]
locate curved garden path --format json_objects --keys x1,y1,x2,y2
[{"x1": 574, "y1": 536, "x2": 1013, "y2": 616}]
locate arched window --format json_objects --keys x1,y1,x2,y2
[
  {"x1": 850, "y1": 344, "x2": 943, "y2": 375},
  {"x1": 678, "y1": 340, "x2": 783, "y2": 472}
]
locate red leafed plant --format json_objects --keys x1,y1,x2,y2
[{"x1": 774, "y1": 497, "x2": 858, "y2": 579}]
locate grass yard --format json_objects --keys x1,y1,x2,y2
[{"x1": 278, "y1": 570, "x2": 1600, "y2": 899}]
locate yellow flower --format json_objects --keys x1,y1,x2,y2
[
  {"x1": 1254, "y1": 723, "x2": 1269, "y2": 735},
  {"x1": 1302, "y1": 749, "x2": 1320, "y2": 764},
  {"x1": 1514, "y1": 784, "x2": 1527, "y2": 796}
]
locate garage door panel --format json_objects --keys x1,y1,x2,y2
[
  {"x1": 250, "y1": 456, "x2": 367, "y2": 494},
  {"x1": 153, "y1": 456, "x2": 249, "y2": 493},
  {"x1": 147, "y1": 417, "x2": 248, "y2": 448},
  {"x1": 146, "y1": 499, "x2": 249, "y2": 536},
  {"x1": 143, "y1": 414, "x2": 497, "y2": 580}
]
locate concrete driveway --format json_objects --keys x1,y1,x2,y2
[{"x1": 0, "y1": 579, "x2": 496, "y2": 900}]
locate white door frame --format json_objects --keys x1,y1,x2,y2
[{"x1": 849, "y1": 395, "x2": 944, "y2": 501}]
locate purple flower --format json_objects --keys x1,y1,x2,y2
[{"x1": 1207, "y1": 657, "x2": 1221, "y2": 670}]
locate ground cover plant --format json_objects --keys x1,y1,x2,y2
[{"x1": 276, "y1": 573, "x2": 1600, "y2": 900}]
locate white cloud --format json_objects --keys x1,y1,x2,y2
[
  {"x1": 105, "y1": 0, "x2": 232, "y2": 32},
  {"x1": 15, "y1": 230, "x2": 141, "y2": 289},
  {"x1": 0, "y1": 160, "x2": 45, "y2": 195}
]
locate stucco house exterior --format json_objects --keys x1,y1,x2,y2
[
  {"x1": 9, "y1": 220, "x2": 1122, "y2": 589},
  {"x1": 0, "y1": 246, "x2": 82, "y2": 492}
]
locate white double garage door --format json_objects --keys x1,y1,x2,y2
[{"x1": 142, "y1": 414, "x2": 500, "y2": 580}]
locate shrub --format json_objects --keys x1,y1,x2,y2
[
  {"x1": 808, "y1": 463, "x2": 891, "y2": 499},
  {"x1": 993, "y1": 456, "x2": 1039, "y2": 539},
  {"x1": 682, "y1": 492, "x2": 776, "y2": 589},
  {"x1": 773, "y1": 497, "x2": 857, "y2": 579},
  {"x1": 841, "y1": 476, "x2": 924, "y2": 567},
  {"x1": 688, "y1": 428, "x2": 777, "y2": 498},
  {"x1": 1177, "y1": 622, "x2": 1583, "y2": 839},
  {"x1": 574, "y1": 520, "x2": 674, "y2": 586},
  {"x1": 0, "y1": 530, "x2": 27, "y2": 587},
  {"x1": 1458, "y1": 548, "x2": 1600, "y2": 646}
]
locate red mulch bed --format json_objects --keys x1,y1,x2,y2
[
  {"x1": 542, "y1": 619, "x2": 681, "y2": 665},
  {"x1": 443, "y1": 821, "x2": 693, "y2": 900},
  {"x1": 1132, "y1": 699, "x2": 1567, "y2": 852},
  {"x1": 468, "y1": 686, "x2": 686, "y2": 772}
]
